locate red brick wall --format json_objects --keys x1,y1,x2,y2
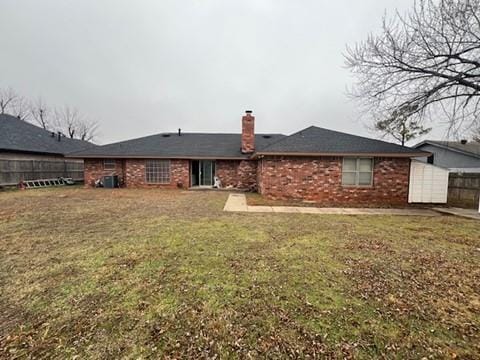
[
  {"x1": 215, "y1": 160, "x2": 238, "y2": 187},
  {"x1": 258, "y1": 156, "x2": 410, "y2": 205},
  {"x1": 237, "y1": 160, "x2": 257, "y2": 190},
  {"x1": 241, "y1": 113, "x2": 255, "y2": 153},
  {"x1": 124, "y1": 159, "x2": 189, "y2": 188},
  {"x1": 216, "y1": 160, "x2": 257, "y2": 190},
  {"x1": 84, "y1": 159, "x2": 189, "y2": 188},
  {"x1": 84, "y1": 159, "x2": 125, "y2": 187}
]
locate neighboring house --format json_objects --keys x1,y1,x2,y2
[
  {"x1": 413, "y1": 140, "x2": 480, "y2": 173},
  {"x1": 0, "y1": 114, "x2": 95, "y2": 185},
  {"x1": 69, "y1": 111, "x2": 429, "y2": 205}
]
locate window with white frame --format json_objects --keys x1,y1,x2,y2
[
  {"x1": 342, "y1": 158, "x2": 373, "y2": 186},
  {"x1": 145, "y1": 160, "x2": 170, "y2": 184},
  {"x1": 103, "y1": 159, "x2": 116, "y2": 170}
]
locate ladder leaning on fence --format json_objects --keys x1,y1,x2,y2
[{"x1": 20, "y1": 177, "x2": 75, "y2": 189}]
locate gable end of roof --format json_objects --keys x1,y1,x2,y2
[{"x1": 414, "y1": 141, "x2": 480, "y2": 159}]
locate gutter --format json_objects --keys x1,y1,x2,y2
[
  {"x1": 0, "y1": 148, "x2": 66, "y2": 157},
  {"x1": 65, "y1": 154, "x2": 252, "y2": 160},
  {"x1": 252, "y1": 151, "x2": 431, "y2": 158}
]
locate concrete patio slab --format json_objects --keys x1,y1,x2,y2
[
  {"x1": 223, "y1": 193, "x2": 247, "y2": 212},
  {"x1": 224, "y1": 194, "x2": 440, "y2": 216},
  {"x1": 433, "y1": 207, "x2": 480, "y2": 220}
]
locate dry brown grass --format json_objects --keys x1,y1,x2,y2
[
  {"x1": 0, "y1": 187, "x2": 479, "y2": 358},
  {"x1": 245, "y1": 192, "x2": 443, "y2": 209}
]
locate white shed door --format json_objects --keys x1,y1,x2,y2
[{"x1": 408, "y1": 160, "x2": 449, "y2": 203}]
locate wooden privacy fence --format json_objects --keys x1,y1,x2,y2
[
  {"x1": 0, "y1": 159, "x2": 84, "y2": 186},
  {"x1": 448, "y1": 172, "x2": 480, "y2": 209}
]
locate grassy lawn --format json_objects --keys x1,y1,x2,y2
[{"x1": 1, "y1": 188, "x2": 479, "y2": 358}]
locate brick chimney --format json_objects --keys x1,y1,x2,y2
[{"x1": 241, "y1": 110, "x2": 255, "y2": 153}]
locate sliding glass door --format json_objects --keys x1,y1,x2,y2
[
  {"x1": 200, "y1": 160, "x2": 213, "y2": 186},
  {"x1": 191, "y1": 160, "x2": 215, "y2": 186}
]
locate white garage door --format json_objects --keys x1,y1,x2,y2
[{"x1": 408, "y1": 160, "x2": 449, "y2": 203}]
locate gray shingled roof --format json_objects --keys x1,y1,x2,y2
[
  {"x1": 69, "y1": 132, "x2": 286, "y2": 158},
  {"x1": 0, "y1": 113, "x2": 96, "y2": 155},
  {"x1": 257, "y1": 126, "x2": 427, "y2": 156},
  {"x1": 69, "y1": 124, "x2": 427, "y2": 159},
  {"x1": 414, "y1": 140, "x2": 480, "y2": 159}
]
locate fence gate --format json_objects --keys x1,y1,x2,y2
[{"x1": 408, "y1": 160, "x2": 449, "y2": 203}]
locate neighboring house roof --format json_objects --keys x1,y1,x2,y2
[
  {"x1": 414, "y1": 140, "x2": 480, "y2": 159},
  {"x1": 0, "y1": 113, "x2": 96, "y2": 156},
  {"x1": 255, "y1": 126, "x2": 428, "y2": 157},
  {"x1": 69, "y1": 132, "x2": 286, "y2": 159},
  {"x1": 448, "y1": 167, "x2": 480, "y2": 173}
]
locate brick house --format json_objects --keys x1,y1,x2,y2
[{"x1": 69, "y1": 111, "x2": 429, "y2": 205}]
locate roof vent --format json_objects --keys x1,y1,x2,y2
[
  {"x1": 460, "y1": 139, "x2": 467, "y2": 144},
  {"x1": 162, "y1": 133, "x2": 171, "y2": 137},
  {"x1": 262, "y1": 135, "x2": 271, "y2": 139}
]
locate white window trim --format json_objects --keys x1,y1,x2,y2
[
  {"x1": 145, "y1": 159, "x2": 171, "y2": 184},
  {"x1": 342, "y1": 157, "x2": 374, "y2": 187}
]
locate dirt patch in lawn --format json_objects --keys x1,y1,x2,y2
[{"x1": 0, "y1": 188, "x2": 479, "y2": 358}]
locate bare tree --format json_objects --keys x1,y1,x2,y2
[
  {"x1": 2, "y1": 87, "x2": 98, "y2": 141},
  {"x1": 472, "y1": 131, "x2": 480, "y2": 142},
  {"x1": 470, "y1": 121, "x2": 480, "y2": 142},
  {"x1": 76, "y1": 118, "x2": 99, "y2": 142},
  {"x1": 0, "y1": 87, "x2": 18, "y2": 114},
  {"x1": 12, "y1": 96, "x2": 31, "y2": 120},
  {"x1": 54, "y1": 106, "x2": 98, "y2": 142},
  {"x1": 345, "y1": 0, "x2": 480, "y2": 137},
  {"x1": 0, "y1": 87, "x2": 31, "y2": 120},
  {"x1": 29, "y1": 97, "x2": 51, "y2": 130},
  {"x1": 55, "y1": 106, "x2": 81, "y2": 138},
  {"x1": 374, "y1": 105, "x2": 432, "y2": 145}
]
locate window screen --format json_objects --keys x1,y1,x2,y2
[
  {"x1": 342, "y1": 158, "x2": 373, "y2": 186},
  {"x1": 145, "y1": 160, "x2": 170, "y2": 184},
  {"x1": 104, "y1": 159, "x2": 116, "y2": 170}
]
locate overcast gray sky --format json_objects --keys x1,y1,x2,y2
[{"x1": 0, "y1": 0, "x2": 446, "y2": 144}]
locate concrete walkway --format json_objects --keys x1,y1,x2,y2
[
  {"x1": 433, "y1": 207, "x2": 480, "y2": 220},
  {"x1": 223, "y1": 194, "x2": 440, "y2": 216},
  {"x1": 223, "y1": 193, "x2": 248, "y2": 211}
]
